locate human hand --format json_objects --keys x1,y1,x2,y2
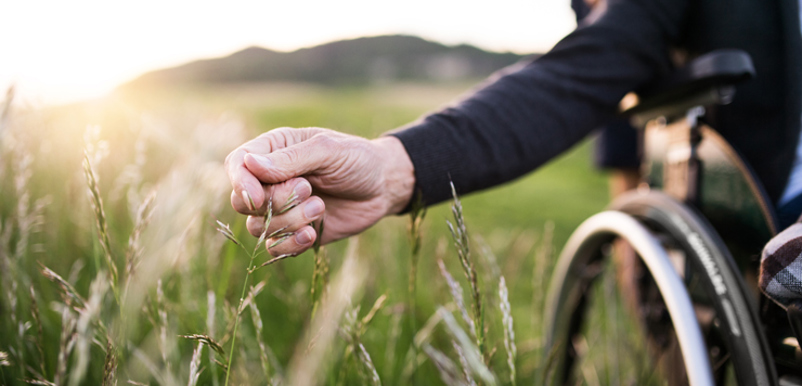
[{"x1": 225, "y1": 127, "x2": 415, "y2": 257}]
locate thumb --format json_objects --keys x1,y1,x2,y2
[{"x1": 243, "y1": 135, "x2": 336, "y2": 183}]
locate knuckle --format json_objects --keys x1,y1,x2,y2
[
  {"x1": 311, "y1": 134, "x2": 340, "y2": 153},
  {"x1": 224, "y1": 149, "x2": 242, "y2": 169},
  {"x1": 274, "y1": 128, "x2": 296, "y2": 146},
  {"x1": 276, "y1": 149, "x2": 298, "y2": 165}
]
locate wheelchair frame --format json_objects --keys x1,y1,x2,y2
[{"x1": 543, "y1": 50, "x2": 801, "y2": 386}]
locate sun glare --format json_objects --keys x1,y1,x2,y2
[{"x1": 1, "y1": 0, "x2": 575, "y2": 105}]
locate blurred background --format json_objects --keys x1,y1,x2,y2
[
  {"x1": 0, "y1": 1, "x2": 617, "y2": 384},
  {"x1": 2, "y1": 0, "x2": 575, "y2": 105}
]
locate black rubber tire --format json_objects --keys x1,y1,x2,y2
[
  {"x1": 547, "y1": 190, "x2": 776, "y2": 385},
  {"x1": 610, "y1": 191, "x2": 775, "y2": 385}
]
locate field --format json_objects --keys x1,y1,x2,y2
[{"x1": 0, "y1": 81, "x2": 612, "y2": 385}]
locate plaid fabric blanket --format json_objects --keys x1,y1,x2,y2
[{"x1": 760, "y1": 222, "x2": 802, "y2": 307}]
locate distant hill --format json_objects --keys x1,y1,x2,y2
[{"x1": 123, "y1": 35, "x2": 533, "y2": 88}]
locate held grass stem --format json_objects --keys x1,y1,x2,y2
[{"x1": 222, "y1": 197, "x2": 272, "y2": 386}]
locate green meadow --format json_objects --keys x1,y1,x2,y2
[{"x1": 0, "y1": 81, "x2": 611, "y2": 385}]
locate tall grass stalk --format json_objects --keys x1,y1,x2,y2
[
  {"x1": 423, "y1": 344, "x2": 463, "y2": 386},
  {"x1": 70, "y1": 273, "x2": 109, "y2": 386},
  {"x1": 531, "y1": 221, "x2": 554, "y2": 380},
  {"x1": 247, "y1": 282, "x2": 283, "y2": 383},
  {"x1": 181, "y1": 333, "x2": 227, "y2": 383},
  {"x1": 7, "y1": 149, "x2": 38, "y2": 378},
  {"x1": 438, "y1": 307, "x2": 496, "y2": 385},
  {"x1": 0, "y1": 350, "x2": 9, "y2": 383},
  {"x1": 207, "y1": 290, "x2": 220, "y2": 386},
  {"x1": 217, "y1": 196, "x2": 272, "y2": 386},
  {"x1": 499, "y1": 276, "x2": 517, "y2": 386},
  {"x1": 341, "y1": 295, "x2": 387, "y2": 386},
  {"x1": 405, "y1": 195, "x2": 426, "y2": 379},
  {"x1": 54, "y1": 306, "x2": 76, "y2": 385},
  {"x1": 310, "y1": 219, "x2": 328, "y2": 319},
  {"x1": 187, "y1": 342, "x2": 204, "y2": 386},
  {"x1": 437, "y1": 259, "x2": 476, "y2": 340},
  {"x1": 286, "y1": 238, "x2": 367, "y2": 386},
  {"x1": 446, "y1": 182, "x2": 485, "y2": 361},
  {"x1": 452, "y1": 340, "x2": 477, "y2": 386},
  {"x1": 82, "y1": 150, "x2": 119, "y2": 301},
  {"x1": 123, "y1": 189, "x2": 157, "y2": 301},
  {"x1": 29, "y1": 286, "x2": 46, "y2": 379},
  {"x1": 383, "y1": 310, "x2": 403, "y2": 380},
  {"x1": 156, "y1": 279, "x2": 172, "y2": 373}
]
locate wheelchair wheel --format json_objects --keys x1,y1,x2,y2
[{"x1": 544, "y1": 191, "x2": 775, "y2": 386}]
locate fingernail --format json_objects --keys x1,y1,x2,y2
[
  {"x1": 304, "y1": 199, "x2": 324, "y2": 219},
  {"x1": 242, "y1": 191, "x2": 254, "y2": 211},
  {"x1": 296, "y1": 229, "x2": 313, "y2": 245},
  {"x1": 247, "y1": 153, "x2": 273, "y2": 168},
  {"x1": 294, "y1": 180, "x2": 312, "y2": 198}
]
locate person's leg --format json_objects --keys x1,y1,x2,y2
[{"x1": 760, "y1": 195, "x2": 802, "y2": 307}]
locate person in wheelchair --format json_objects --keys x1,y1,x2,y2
[{"x1": 226, "y1": 0, "x2": 801, "y2": 383}]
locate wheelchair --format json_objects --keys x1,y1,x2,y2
[{"x1": 543, "y1": 50, "x2": 802, "y2": 385}]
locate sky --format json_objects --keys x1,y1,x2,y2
[{"x1": 1, "y1": 0, "x2": 576, "y2": 105}]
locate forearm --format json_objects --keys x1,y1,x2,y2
[{"x1": 388, "y1": 0, "x2": 687, "y2": 206}]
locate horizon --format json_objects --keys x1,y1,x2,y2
[{"x1": 2, "y1": 0, "x2": 575, "y2": 106}]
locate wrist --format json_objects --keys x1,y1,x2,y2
[{"x1": 373, "y1": 136, "x2": 416, "y2": 216}]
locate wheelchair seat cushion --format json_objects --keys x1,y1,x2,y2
[{"x1": 760, "y1": 222, "x2": 802, "y2": 307}]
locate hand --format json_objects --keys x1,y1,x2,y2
[{"x1": 225, "y1": 127, "x2": 415, "y2": 257}]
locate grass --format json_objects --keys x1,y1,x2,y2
[{"x1": 0, "y1": 81, "x2": 610, "y2": 385}]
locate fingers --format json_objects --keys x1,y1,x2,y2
[
  {"x1": 226, "y1": 127, "x2": 326, "y2": 209},
  {"x1": 265, "y1": 225, "x2": 317, "y2": 257},
  {"x1": 246, "y1": 196, "x2": 325, "y2": 238},
  {"x1": 228, "y1": 158, "x2": 265, "y2": 211},
  {"x1": 243, "y1": 134, "x2": 341, "y2": 184},
  {"x1": 231, "y1": 177, "x2": 312, "y2": 216}
]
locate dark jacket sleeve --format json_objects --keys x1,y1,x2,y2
[{"x1": 389, "y1": 0, "x2": 689, "y2": 207}]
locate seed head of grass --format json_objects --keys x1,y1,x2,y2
[
  {"x1": 102, "y1": 339, "x2": 117, "y2": 386},
  {"x1": 445, "y1": 181, "x2": 485, "y2": 360},
  {"x1": 20, "y1": 379, "x2": 56, "y2": 385},
  {"x1": 82, "y1": 148, "x2": 118, "y2": 299},
  {"x1": 437, "y1": 259, "x2": 475, "y2": 340},
  {"x1": 0, "y1": 351, "x2": 10, "y2": 367},
  {"x1": 360, "y1": 294, "x2": 387, "y2": 335},
  {"x1": 215, "y1": 220, "x2": 241, "y2": 247},
  {"x1": 452, "y1": 340, "x2": 477, "y2": 386},
  {"x1": 55, "y1": 306, "x2": 77, "y2": 386},
  {"x1": 180, "y1": 334, "x2": 227, "y2": 358},
  {"x1": 310, "y1": 219, "x2": 328, "y2": 319},
  {"x1": 250, "y1": 253, "x2": 297, "y2": 273},
  {"x1": 188, "y1": 342, "x2": 204, "y2": 386},
  {"x1": 268, "y1": 232, "x2": 293, "y2": 249},
  {"x1": 125, "y1": 190, "x2": 156, "y2": 282},
  {"x1": 277, "y1": 191, "x2": 300, "y2": 214},
  {"x1": 40, "y1": 263, "x2": 86, "y2": 311},
  {"x1": 341, "y1": 295, "x2": 386, "y2": 386}
]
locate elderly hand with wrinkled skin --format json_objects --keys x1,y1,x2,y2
[{"x1": 225, "y1": 127, "x2": 415, "y2": 257}]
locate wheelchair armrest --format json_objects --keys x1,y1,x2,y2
[{"x1": 624, "y1": 49, "x2": 755, "y2": 126}]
